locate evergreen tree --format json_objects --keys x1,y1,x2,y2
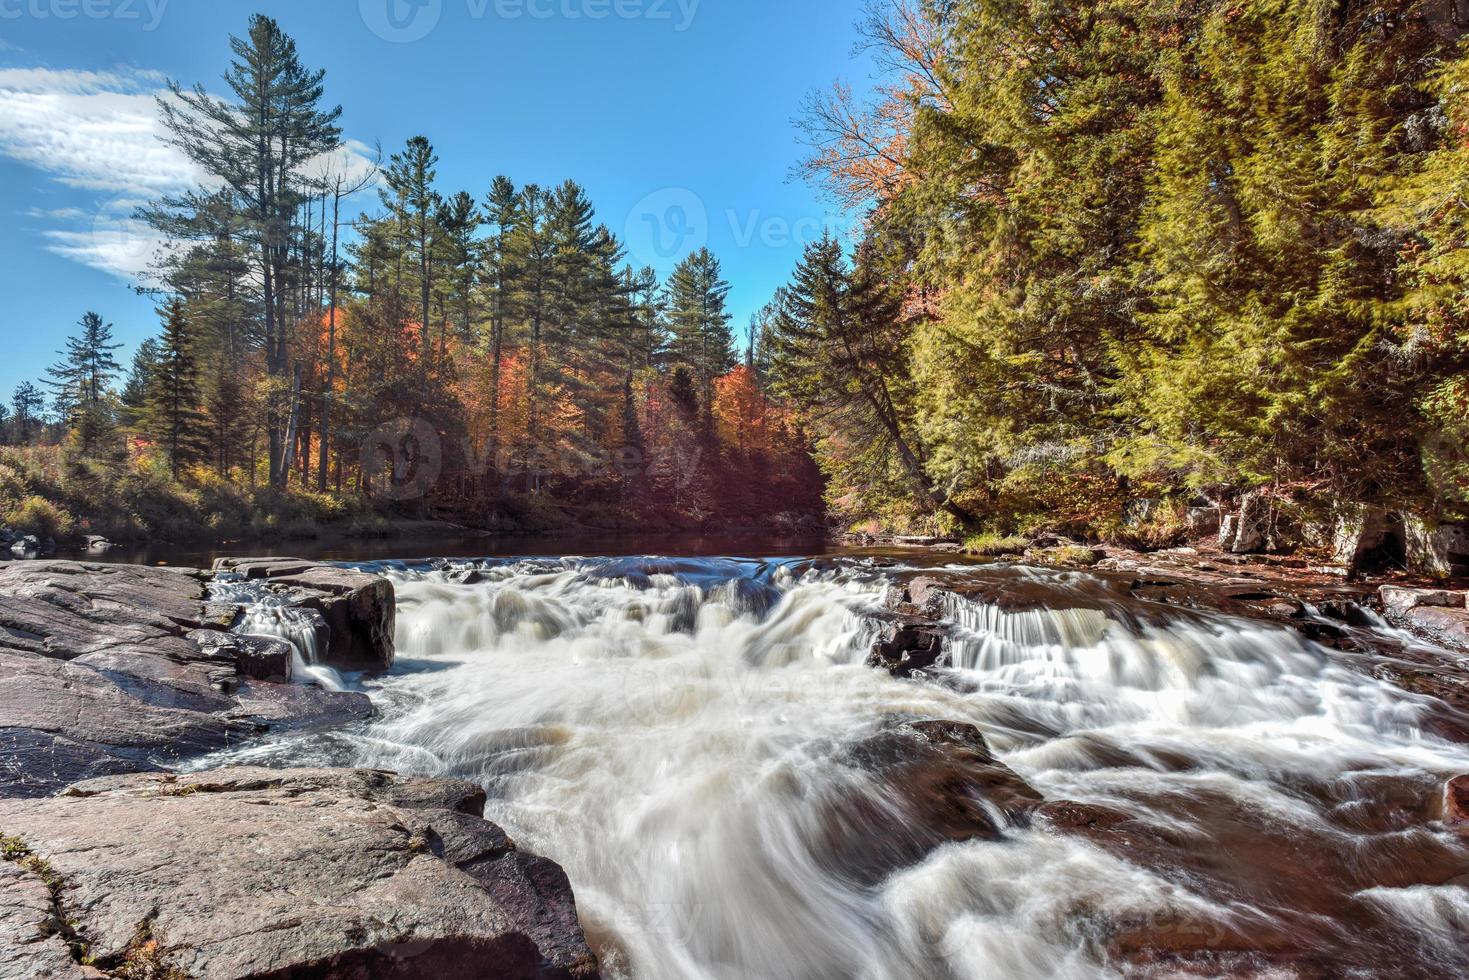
[
  {"x1": 146, "y1": 301, "x2": 209, "y2": 479},
  {"x1": 771, "y1": 233, "x2": 971, "y2": 523},
  {"x1": 155, "y1": 13, "x2": 342, "y2": 486},
  {"x1": 45, "y1": 312, "x2": 122, "y2": 458},
  {"x1": 381, "y1": 136, "x2": 443, "y2": 368},
  {"x1": 11, "y1": 383, "x2": 45, "y2": 445},
  {"x1": 121, "y1": 337, "x2": 164, "y2": 429},
  {"x1": 665, "y1": 248, "x2": 734, "y2": 401}
]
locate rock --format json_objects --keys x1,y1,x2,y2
[
  {"x1": 1404, "y1": 606, "x2": 1469, "y2": 650},
  {"x1": 0, "y1": 768, "x2": 600, "y2": 979},
  {"x1": 1402, "y1": 517, "x2": 1469, "y2": 578},
  {"x1": 8, "y1": 536, "x2": 39, "y2": 558},
  {"x1": 1380, "y1": 585, "x2": 1466, "y2": 618},
  {"x1": 0, "y1": 860, "x2": 100, "y2": 979},
  {"x1": 1220, "y1": 493, "x2": 1269, "y2": 554},
  {"x1": 215, "y1": 560, "x2": 395, "y2": 672},
  {"x1": 1332, "y1": 504, "x2": 1390, "y2": 569},
  {"x1": 822, "y1": 720, "x2": 1044, "y2": 886},
  {"x1": 866, "y1": 619, "x2": 949, "y2": 677},
  {"x1": 0, "y1": 562, "x2": 374, "y2": 797},
  {"x1": 1185, "y1": 506, "x2": 1222, "y2": 537},
  {"x1": 192, "y1": 630, "x2": 294, "y2": 683},
  {"x1": 1443, "y1": 776, "x2": 1469, "y2": 829},
  {"x1": 82, "y1": 535, "x2": 111, "y2": 554}
]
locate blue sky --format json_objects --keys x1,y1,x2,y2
[{"x1": 0, "y1": 0, "x2": 872, "y2": 399}]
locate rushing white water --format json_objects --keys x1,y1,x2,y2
[
  {"x1": 208, "y1": 556, "x2": 1469, "y2": 979},
  {"x1": 210, "y1": 578, "x2": 347, "y2": 691}
]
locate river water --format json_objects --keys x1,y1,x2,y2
[{"x1": 203, "y1": 550, "x2": 1469, "y2": 979}]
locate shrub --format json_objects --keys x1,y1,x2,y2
[
  {"x1": 5, "y1": 495, "x2": 76, "y2": 539},
  {"x1": 962, "y1": 533, "x2": 1030, "y2": 557}
]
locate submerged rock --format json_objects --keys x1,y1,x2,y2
[
  {"x1": 0, "y1": 768, "x2": 600, "y2": 979},
  {"x1": 821, "y1": 719, "x2": 1044, "y2": 885}
]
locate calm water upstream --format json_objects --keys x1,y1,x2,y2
[{"x1": 195, "y1": 545, "x2": 1469, "y2": 979}]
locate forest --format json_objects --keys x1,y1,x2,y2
[{"x1": 2, "y1": 0, "x2": 1467, "y2": 555}]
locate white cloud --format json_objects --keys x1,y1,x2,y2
[
  {"x1": 0, "y1": 65, "x2": 377, "y2": 281},
  {"x1": 0, "y1": 66, "x2": 197, "y2": 197}
]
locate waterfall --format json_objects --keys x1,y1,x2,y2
[
  {"x1": 211, "y1": 578, "x2": 347, "y2": 691},
  {"x1": 203, "y1": 556, "x2": 1469, "y2": 979}
]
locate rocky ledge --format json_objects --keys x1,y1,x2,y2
[
  {"x1": 0, "y1": 560, "x2": 601, "y2": 979},
  {"x1": 0, "y1": 560, "x2": 393, "y2": 797},
  {"x1": 0, "y1": 768, "x2": 598, "y2": 979}
]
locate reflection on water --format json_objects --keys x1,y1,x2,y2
[{"x1": 196, "y1": 554, "x2": 1469, "y2": 979}]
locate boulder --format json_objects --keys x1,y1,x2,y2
[
  {"x1": 822, "y1": 719, "x2": 1043, "y2": 886},
  {"x1": 0, "y1": 768, "x2": 600, "y2": 979},
  {"x1": 1380, "y1": 585, "x2": 1466, "y2": 618},
  {"x1": 1331, "y1": 504, "x2": 1390, "y2": 569},
  {"x1": 8, "y1": 536, "x2": 39, "y2": 558},
  {"x1": 1220, "y1": 495, "x2": 1266, "y2": 554},
  {"x1": 83, "y1": 536, "x2": 111, "y2": 555},
  {"x1": 1185, "y1": 506, "x2": 1222, "y2": 537},
  {"x1": 866, "y1": 619, "x2": 949, "y2": 677},
  {"x1": 1402, "y1": 517, "x2": 1469, "y2": 578},
  {"x1": 215, "y1": 560, "x2": 395, "y2": 672},
  {"x1": 191, "y1": 630, "x2": 294, "y2": 683},
  {"x1": 1404, "y1": 606, "x2": 1469, "y2": 651}
]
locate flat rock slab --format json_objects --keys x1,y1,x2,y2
[
  {"x1": 0, "y1": 768, "x2": 599, "y2": 979},
  {"x1": 0, "y1": 563, "x2": 373, "y2": 798}
]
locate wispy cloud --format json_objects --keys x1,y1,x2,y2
[{"x1": 0, "y1": 65, "x2": 377, "y2": 281}]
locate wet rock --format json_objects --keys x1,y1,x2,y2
[
  {"x1": 0, "y1": 562, "x2": 375, "y2": 797},
  {"x1": 867, "y1": 619, "x2": 950, "y2": 677},
  {"x1": 192, "y1": 631, "x2": 294, "y2": 683},
  {"x1": 1403, "y1": 606, "x2": 1469, "y2": 651},
  {"x1": 82, "y1": 535, "x2": 111, "y2": 555},
  {"x1": 214, "y1": 559, "x2": 396, "y2": 672},
  {"x1": 1034, "y1": 800, "x2": 1134, "y2": 832},
  {"x1": 822, "y1": 720, "x2": 1044, "y2": 886},
  {"x1": 8, "y1": 536, "x2": 40, "y2": 558},
  {"x1": 0, "y1": 768, "x2": 600, "y2": 979},
  {"x1": 1443, "y1": 776, "x2": 1469, "y2": 829}
]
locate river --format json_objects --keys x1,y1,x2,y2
[{"x1": 197, "y1": 546, "x2": 1469, "y2": 979}]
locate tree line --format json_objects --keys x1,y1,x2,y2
[
  {"x1": 2, "y1": 14, "x2": 822, "y2": 535},
  {"x1": 764, "y1": 0, "x2": 1469, "y2": 545}
]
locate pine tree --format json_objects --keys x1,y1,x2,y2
[
  {"x1": 381, "y1": 136, "x2": 443, "y2": 368},
  {"x1": 45, "y1": 312, "x2": 122, "y2": 458},
  {"x1": 10, "y1": 383, "x2": 45, "y2": 445},
  {"x1": 156, "y1": 14, "x2": 342, "y2": 486},
  {"x1": 121, "y1": 338, "x2": 164, "y2": 429},
  {"x1": 665, "y1": 248, "x2": 734, "y2": 401},
  {"x1": 146, "y1": 301, "x2": 209, "y2": 479}
]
